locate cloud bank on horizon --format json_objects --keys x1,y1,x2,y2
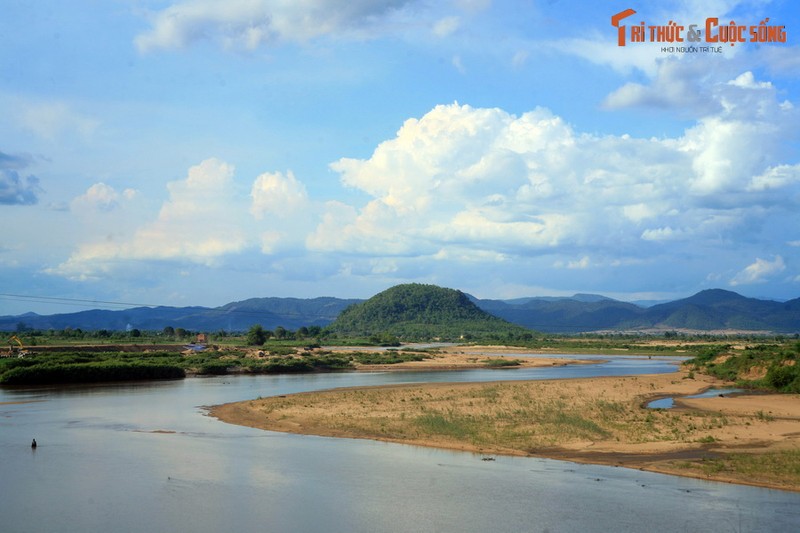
[{"x1": 1, "y1": 0, "x2": 799, "y2": 314}]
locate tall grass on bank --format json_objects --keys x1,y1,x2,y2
[{"x1": 675, "y1": 450, "x2": 800, "y2": 488}]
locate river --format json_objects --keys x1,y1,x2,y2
[{"x1": 1, "y1": 355, "x2": 798, "y2": 532}]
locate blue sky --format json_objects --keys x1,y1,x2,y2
[{"x1": 1, "y1": 0, "x2": 799, "y2": 315}]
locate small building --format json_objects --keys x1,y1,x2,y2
[{"x1": 196, "y1": 333, "x2": 208, "y2": 344}]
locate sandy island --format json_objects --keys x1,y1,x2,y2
[
  {"x1": 340, "y1": 345, "x2": 599, "y2": 371},
  {"x1": 211, "y1": 349, "x2": 800, "y2": 492}
]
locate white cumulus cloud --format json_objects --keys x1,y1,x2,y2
[
  {"x1": 71, "y1": 183, "x2": 135, "y2": 212},
  {"x1": 313, "y1": 93, "x2": 799, "y2": 264},
  {"x1": 52, "y1": 158, "x2": 250, "y2": 279},
  {"x1": 250, "y1": 169, "x2": 313, "y2": 253},
  {"x1": 728, "y1": 71, "x2": 772, "y2": 90},
  {"x1": 641, "y1": 226, "x2": 687, "y2": 242},
  {"x1": 250, "y1": 170, "x2": 308, "y2": 219},
  {"x1": 747, "y1": 164, "x2": 800, "y2": 193},
  {"x1": 603, "y1": 59, "x2": 722, "y2": 114},
  {"x1": 730, "y1": 256, "x2": 786, "y2": 286}
]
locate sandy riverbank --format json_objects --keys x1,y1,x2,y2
[
  {"x1": 211, "y1": 359, "x2": 800, "y2": 492},
  {"x1": 337, "y1": 346, "x2": 599, "y2": 371}
]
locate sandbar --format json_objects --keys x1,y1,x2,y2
[{"x1": 212, "y1": 358, "x2": 800, "y2": 492}]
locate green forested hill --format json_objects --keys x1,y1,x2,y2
[{"x1": 326, "y1": 283, "x2": 531, "y2": 340}]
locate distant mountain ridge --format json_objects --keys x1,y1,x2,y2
[
  {"x1": 618, "y1": 289, "x2": 800, "y2": 332},
  {"x1": 1, "y1": 297, "x2": 359, "y2": 333},
  {"x1": 480, "y1": 289, "x2": 800, "y2": 333},
  {"x1": 475, "y1": 295, "x2": 643, "y2": 333},
  {"x1": 1, "y1": 287, "x2": 798, "y2": 334}
]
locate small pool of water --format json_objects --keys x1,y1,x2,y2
[
  {"x1": 647, "y1": 397, "x2": 676, "y2": 409},
  {"x1": 647, "y1": 388, "x2": 745, "y2": 409}
]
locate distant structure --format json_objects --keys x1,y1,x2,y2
[{"x1": 196, "y1": 333, "x2": 208, "y2": 344}]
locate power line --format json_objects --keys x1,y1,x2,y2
[
  {"x1": 0, "y1": 293, "x2": 343, "y2": 320},
  {"x1": 0, "y1": 293, "x2": 159, "y2": 309}
]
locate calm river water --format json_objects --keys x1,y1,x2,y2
[{"x1": 1, "y1": 355, "x2": 798, "y2": 532}]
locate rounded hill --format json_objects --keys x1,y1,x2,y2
[{"x1": 326, "y1": 283, "x2": 531, "y2": 341}]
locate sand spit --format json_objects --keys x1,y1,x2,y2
[
  {"x1": 343, "y1": 347, "x2": 599, "y2": 371},
  {"x1": 212, "y1": 355, "x2": 800, "y2": 492}
]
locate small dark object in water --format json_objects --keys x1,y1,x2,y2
[
  {"x1": 481, "y1": 456, "x2": 495, "y2": 461},
  {"x1": 31, "y1": 439, "x2": 37, "y2": 449}
]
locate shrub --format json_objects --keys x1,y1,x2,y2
[
  {"x1": 766, "y1": 365, "x2": 800, "y2": 392},
  {"x1": 483, "y1": 359, "x2": 522, "y2": 368},
  {"x1": 197, "y1": 362, "x2": 231, "y2": 375}
]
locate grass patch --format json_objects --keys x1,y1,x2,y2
[
  {"x1": 350, "y1": 352, "x2": 431, "y2": 365},
  {"x1": 755, "y1": 410, "x2": 774, "y2": 422},
  {"x1": 482, "y1": 358, "x2": 522, "y2": 368},
  {"x1": 540, "y1": 410, "x2": 611, "y2": 440},
  {"x1": 413, "y1": 412, "x2": 479, "y2": 441},
  {"x1": 691, "y1": 450, "x2": 800, "y2": 486}
]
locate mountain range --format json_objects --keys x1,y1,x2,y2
[{"x1": 2, "y1": 288, "x2": 799, "y2": 334}]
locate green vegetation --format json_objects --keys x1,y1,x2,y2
[
  {"x1": 246, "y1": 324, "x2": 269, "y2": 346},
  {"x1": 0, "y1": 350, "x2": 349, "y2": 384},
  {"x1": 686, "y1": 341, "x2": 800, "y2": 392},
  {"x1": 348, "y1": 351, "x2": 430, "y2": 365},
  {"x1": 493, "y1": 334, "x2": 718, "y2": 356},
  {"x1": 1, "y1": 325, "x2": 324, "y2": 349},
  {"x1": 1, "y1": 362, "x2": 185, "y2": 384},
  {"x1": 0, "y1": 351, "x2": 186, "y2": 385},
  {"x1": 676, "y1": 450, "x2": 800, "y2": 487},
  {"x1": 325, "y1": 283, "x2": 531, "y2": 341},
  {"x1": 0, "y1": 343, "x2": 439, "y2": 385},
  {"x1": 414, "y1": 412, "x2": 480, "y2": 441},
  {"x1": 4, "y1": 324, "x2": 799, "y2": 388},
  {"x1": 482, "y1": 358, "x2": 522, "y2": 368}
]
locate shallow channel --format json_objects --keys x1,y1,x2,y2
[{"x1": 647, "y1": 388, "x2": 746, "y2": 409}]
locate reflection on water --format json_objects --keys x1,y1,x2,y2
[{"x1": 2, "y1": 355, "x2": 798, "y2": 533}]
